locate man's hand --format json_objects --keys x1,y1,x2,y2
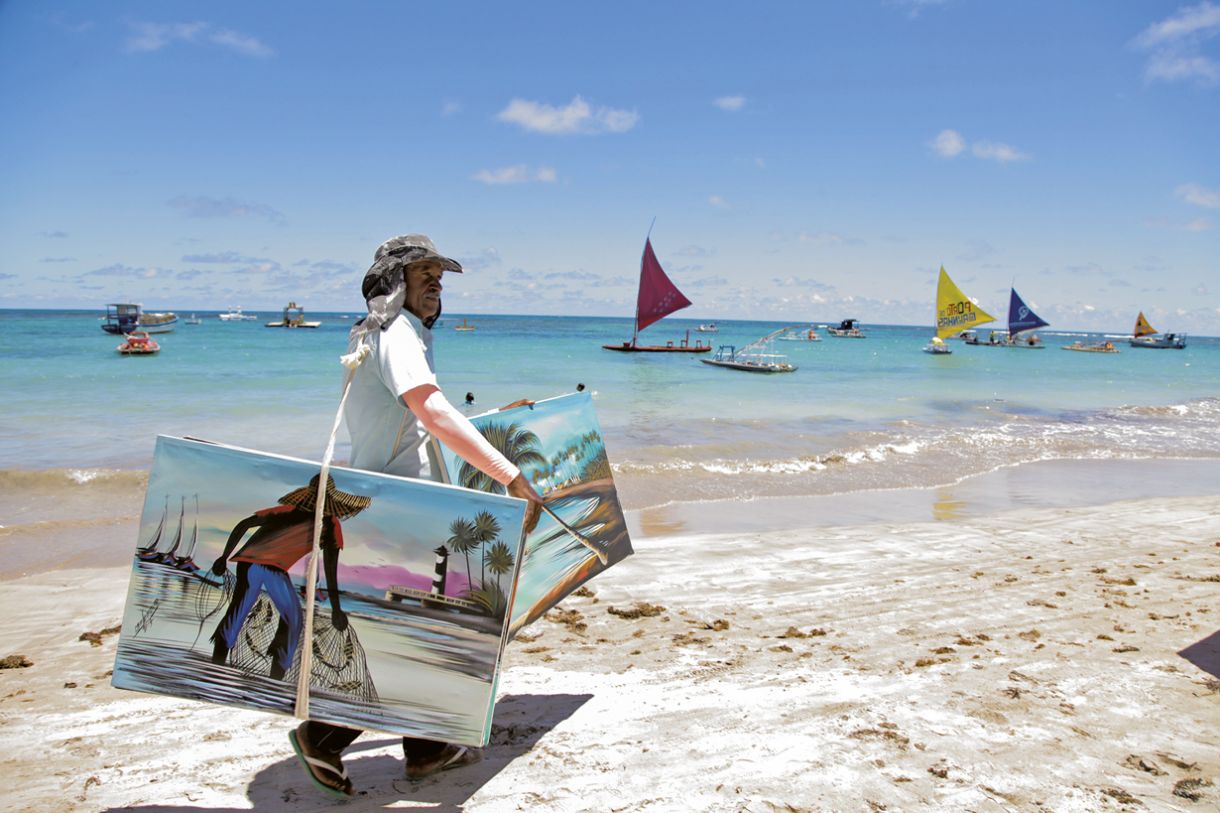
[
  {"x1": 331, "y1": 608, "x2": 348, "y2": 632},
  {"x1": 497, "y1": 398, "x2": 535, "y2": 412},
  {"x1": 506, "y1": 472, "x2": 544, "y2": 534},
  {"x1": 210, "y1": 557, "x2": 227, "y2": 577}
]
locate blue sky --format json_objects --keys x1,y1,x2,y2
[{"x1": 2, "y1": 1, "x2": 1217, "y2": 332}]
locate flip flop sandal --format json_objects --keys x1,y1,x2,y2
[
  {"x1": 289, "y1": 729, "x2": 354, "y2": 799},
  {"x1": 405, "y1": 744, "x2": 481, "y2": 781}
]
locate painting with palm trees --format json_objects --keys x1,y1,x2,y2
[
  {"x1": 112, "y1": 436, "x2": 527, "y2": 746},
  {"x1": 432, "y1": 391, "x2": 633, "y2": 636}
]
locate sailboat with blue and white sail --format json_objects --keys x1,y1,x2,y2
[{"x1": 1004, "y1": 287, "x2": 1049, "y2": 348}]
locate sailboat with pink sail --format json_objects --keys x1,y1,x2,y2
[{"x1": 603, "y1": 230, "x2": 711, "y2": 353}]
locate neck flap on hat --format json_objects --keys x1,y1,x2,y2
[{"x1": 350, "y1": 255, "x2": 407, "y2": 343}]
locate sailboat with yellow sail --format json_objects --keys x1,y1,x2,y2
[
  {"x1": 1129, "y1": 311, "x2": 1186, "y2": 349},
  {"x1": 924, "y1": 266, "x2": 996, "y2": 354}
]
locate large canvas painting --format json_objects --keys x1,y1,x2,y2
[
  {"x1": 433, "y1": 391, "x2": 633, "y2": 636},
  {"x1": 112, "y1": 436, "x2": 526, "y2": 746}
]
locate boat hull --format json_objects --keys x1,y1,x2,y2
[
  {"x1": 1129, "y1": 337, "x2": 1186, "y2": 349},
  {"x1": 603, "y1": 343, "x2": 711, "y2": 353},
  {"x1": 701, "y1": 359, "x2": 796, "y2": 372}
]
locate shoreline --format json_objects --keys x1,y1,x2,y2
[
  {"x1": 629, "y1": 456, "x2": 1220, "y2": 540},
  {"x1": 4, "y1": 455, "x2": 1219, "y2": 581},
  {"x1": 1, "y1": 491, "x2": 1217, "y2": 811}
]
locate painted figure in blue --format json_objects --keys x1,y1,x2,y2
[{"x1": 209, "y1": 474, "x2": 371, "y2": 680}]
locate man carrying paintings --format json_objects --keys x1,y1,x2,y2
[{"x1": 288, "y1": 234, "x2": 544, "y2": 797}]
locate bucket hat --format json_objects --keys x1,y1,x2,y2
[
  {"x1": 352, "y1": 233, "x2": 461, "y2": 338},
  {"x1": 278, "y1": 473, "x2": 371, "y2": 520}
]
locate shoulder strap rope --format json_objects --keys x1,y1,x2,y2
[{"x1": 293, "y1": 342, "x2": 371, "y2": 720}]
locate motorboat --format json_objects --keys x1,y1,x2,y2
[
  {"x1": 696, "y1": 323, "x2": 719, "y2": 333},
  {"x1": 265, "y1": 302, "x2": 321, "y2": 328},
  {"x1": 219, "y1": 307, "x2": 258, "y2": 321},
  {"x1": 100, "y1": 303, "x2": 176, "y2": 333},
  {"x1": 116, "y1": 331, "x2": 160, "y2": 355},
  {"x1": 827, "y1": 318, "x2": 866, "y2": 338},
  {"x1": 184, "y1": 314, "x2": 202, "y2": 325}
]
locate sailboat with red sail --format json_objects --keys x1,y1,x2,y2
[{"x1": 602, "y1": 233, "x2": 711, "y2": 353}]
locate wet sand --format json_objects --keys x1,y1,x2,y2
[{"x1": 1, "y1": 460, "x2": 1218, "y2": 811}]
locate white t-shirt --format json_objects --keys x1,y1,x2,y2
[{"x1": 345, "y1": 312, "x2": 438, "y2": 478}]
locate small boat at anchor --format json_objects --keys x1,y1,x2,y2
[
  {"x1": 826, "y1": 318, "x2": 866, "y2": 338},
  {"x1": 701, "y1": 327, "x2": 797, "y2": 372},
  {"x1": 219, "y1": 307, "x2": 257, "y2": 321},
  {"x1": 1062, "y1": 340, "x2": 1119, "y2": 353},
  {"x1": 454, "y1": 318, "x2": 475, "y2": 332},
  {"x1": 778, "y1": 325, "x2": 821, "y2": 341},
  {"x1": 116, "y1": 331, "x2": 160, "y2": 355},
  {"x1": 265, "y1": 302, "x2": 321, "y2": 328},
  {"x1": 696, "y1": 323, "x2": 719, "y2": 333}
]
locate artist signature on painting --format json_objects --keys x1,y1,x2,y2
[{"x1": 134, "y1": 598, "x2": 160, "y2": 635}]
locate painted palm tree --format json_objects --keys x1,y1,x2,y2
[
  {"x1": 486, "y1": 540, "x2": 515, "y2": 594},
  {"x1": 446, "y1": 517, "x2": 477, "y2": 594},
  {"x1": 473, "y1": 509, "x2": 501, "y2": 589},
  {"x1": 458, "y1": 421, "x2": 547, "y2": 494},
  {"x1": 472, "y1": 539, "x2": 516, "y2": 617}
]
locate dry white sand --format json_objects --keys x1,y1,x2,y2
[{"x1": 2, "y1": 494, "x2": 1218, "y2": 812}]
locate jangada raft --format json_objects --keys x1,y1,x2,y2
[
  {"x1": 603, "y1": 231, "x2": 711, "y2": 353},
  {"x1": 925, "y1": 266, "x2": 995, "y2": 355},
  {"x1": 701, "y1": 327, "x2": 798, "y2": 373}
]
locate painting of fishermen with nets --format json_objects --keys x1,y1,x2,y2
[
  {"x1": 433, "y1": 391, "x2": 633, "y2": 637},
  {"x1": 112, "y1": 436, "x2": 526, "y2": 746}
]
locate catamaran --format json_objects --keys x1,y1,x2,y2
[
  {"x1": 603, "y1": 231, "x2": 711, "y2": 353},
  {"x1": 926, "y1": 266, "x2": 995, "y2": 354},
  {"x1": 1129, "y1": 311, "x2": 1186, "y2": 349}
]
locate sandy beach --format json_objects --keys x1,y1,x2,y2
[{"x1": 2, "y1": 467, "x2": 1218, "y2": 813}]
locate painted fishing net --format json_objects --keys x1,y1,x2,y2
[{"x1": 225, "y1": 595, "x2": 379, "y2": 703}]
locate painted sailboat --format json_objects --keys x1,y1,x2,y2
[
  {"x1": 602, "y1": 232, "x2": 711, "y2": 353},
  {"x1": 925, "y1": 266, "x2": 995, "y2": 354},
  {"x1": 1005, "y1": 287, "x2": 1049, "y2": 348},
  {"x1": 138, "y1": 496, "x2": 185, "y2": 563},
  {"x1": 1129, "y1": 311, "x2": 1186, "y2": 349}
]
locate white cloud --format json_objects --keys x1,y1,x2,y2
[
  {"x1": 1176, "y1": 182, "x2": 1220, "y2": 207},
  {"x1": 471, "y1": 164, "x2": 558, "y2": 185},
  {"x1": 1184, "y1": 217, "x2": 1215, "y2": 231},
  {"x1": 971, "y1": 141, "x2": 1030, "y2": 163},
  {"x1": 1133, "y1": 2, "x2": 1220, "y2": 86},
  {"x1": 889, "y1": 0, "x2": 949, "y2": 19},
  {"x1": 208, "y1": 29, "x2": 274, "y2": 58},
  {"x1": 1134, "y1": 1, "x2": 1220, "y2": 48},
  {"x1": 167, "y1": 195, "x2": 284, "y2": 224},
  {"x1": 713, "y1": 95, "x2": 746, "y2": 111},
  {"x1": 708, "y1": 195, "x2": 730, "y2": 209},
  {"x1": 125, "y1": 22, "x2": 272, "y2": 57},
  {"x1": 930, "y1": 129, "x2": 965, "y2": 157},
  {"x1": 496, "y1": 96, "x2": 638, "y2": 135},
  {"x1": 441, "y1": 100, "x2": 462, "y2": 117}
]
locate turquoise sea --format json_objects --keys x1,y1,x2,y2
[{"x1": 1, "y1": 309, "x2": 1218, "y2": 518}]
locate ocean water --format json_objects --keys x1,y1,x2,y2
[{"x1": 1, "y1": 309, "x2": 1218, "y2": 516}]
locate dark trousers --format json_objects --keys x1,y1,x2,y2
[{"x1": 301, "y1": 720, "x2": 446, "y2": 762}]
